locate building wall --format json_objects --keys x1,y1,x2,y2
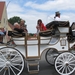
[
  {"x1": 0, "y1": 3, "x2": 12, "y2": 31},
  {"x1": 0, "y1": 3, "x2": 12, "y2": 43}
]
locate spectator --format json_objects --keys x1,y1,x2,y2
[{"x1": 0, "y1": 28, "x2": 6, "y2": 44}]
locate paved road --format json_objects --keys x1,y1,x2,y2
[
  {"x1": 21, "y1": 51, "x2": 75, "y2": 75},
  {"x1": 22, "y1": 60, "x2": 60, "y2": 75}
]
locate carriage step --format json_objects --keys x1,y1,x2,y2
[
  {"x1": 27, "y1": 60, "x2": 39, "y2": 73},
  {"x1": 29, "y1": 70, "x2": 39, "y2": 74}
]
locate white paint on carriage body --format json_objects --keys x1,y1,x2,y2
[{"x1": 12, "y1": 35, "x2": 69, "y2": 58}]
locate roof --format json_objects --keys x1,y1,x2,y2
[
  {"x1": 0, "y1": 2, "x2": 5, "y2": 20},
  {"x1": 8, "y1": 22, "x2": 14, "y2": 30}
]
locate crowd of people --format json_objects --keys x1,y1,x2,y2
[{"x1": 0, "y1": 11, "x2": 61, "y2": 44}]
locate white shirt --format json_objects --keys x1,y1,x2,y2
[{"x1": 54, "y1": 17, "x2": 61, "y2": 21}]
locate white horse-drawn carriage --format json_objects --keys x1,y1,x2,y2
[{"x1": 0, "y1": 21, "x2": 75, "y2": 75}]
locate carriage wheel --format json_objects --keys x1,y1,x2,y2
[
  {"x1": 0, "y1": 47, "x2": 24, "y2": 75},
  {"x1": 45, "y1": 48, "x2": 59, "y2": 65},
  {"x1": 55, "y1": 52, "x2": 75, "y2": 75}
]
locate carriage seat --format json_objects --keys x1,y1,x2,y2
[
  {"x1": 71, "y1": 22, "x2": 75, "y2": 37},
  {"x1": 46, "y1": 21, "x2": 69, "y2": 34},
  {"x1": 72, "y1": 30, "x2": 75, "y2": 36},
  {"x1": 8, "y1": 31, "x2": 26, "y2": 37},
  {"x1": 46, "y1": 21, "x2": 69, "y2": 29},
  {"x1": 39, "y1": 30, "x2": 54, "y2": 37}
]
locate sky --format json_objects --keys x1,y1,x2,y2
[{"x1": 1, "y1": 0, "x2": 75, "y2": 33}]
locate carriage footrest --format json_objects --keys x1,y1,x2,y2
[{"x1": 27, "y1": 60, "x2": 39, "y2": 74}]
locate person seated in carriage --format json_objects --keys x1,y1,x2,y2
[
  {"x1": 46, "y1": 11, "x2": 61, "y2": 29},
  {"x1": 20, "y1": 19, "x2": 28, "y2": 33},
  {"x1": 14, "y1": 20, "x2": 28, "y2": 32},
  {"x1": 36, "y1": 19, "x2": 47, "y2": 34},
  {"x1": 14, "y1": 22, "x2": 24, "y2": 33},
  {"x1": 54, "y1": 11, "x2": 61, "y2": 21},
  {"x1": 0, "y1": 28, "x2": 6, "y2": 36},
  {"x1": 0, "y1": 28, "x2": 6, "y2": 44},
  {"x1": 46, "y1": 11, "x2": 69, "y2": 36}
]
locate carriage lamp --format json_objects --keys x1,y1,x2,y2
[{"x1": 60, "y1": 38, "x2": 66, "y2": 46}]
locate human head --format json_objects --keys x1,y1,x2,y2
[
  {"x1": 20, "y1": 19, "x2": 25, "y2": 25},
  {"x1": 14, "y1": 22, "x2": 18, "y2": 26},
  {"x1": 37, "y1": 19, "x2": 42, "y2": 25},
  {"x1": 14, "y1": 22, "x2": 20, "y2": 29},
  {"x1": 55, "y1": 11, "x2": 60, "y2": 17}
]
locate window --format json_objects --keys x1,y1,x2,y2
[{"x1": 4, "y1": 18, "x2": 5, "y2": 23}]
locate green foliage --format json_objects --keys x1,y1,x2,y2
[
  {"x1": 8, "y1": 16, "x2": 22, "y2": 25},
  {"x1": 29, "y1": 33, "x2": 34, "y2": 36}
]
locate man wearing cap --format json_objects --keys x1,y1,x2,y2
[{"x1": 54, "y1": 11, "x2": 61, "y2": 21}]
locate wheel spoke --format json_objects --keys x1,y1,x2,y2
[
  {"x1": 0, "y1": 64, "x2": 5, "y2": 68},
  {"x1": 62, "y1": 54, "x2": 65, "y2": 61},
  {"x1": 11, "y1": 64, "x2": 20, "y2": 71},
  {"x1": 11, "y1": 54, "x2": 19, "y2": 61},
  {"x1": 56, "y1": 61, "x2": 63, "y2": 64},
  {"x1": 57, "y1": 64, "x2": 62, "y2": 68},
  {"x1": 66, "y1": 66, "x2": 68, "y2": 74},
  {"x1": 69, "y1": 60, "x2": 75, "y2": 63},
  {"x1": 0, "y1": 52, "x2": 7, "y2": 61},
  {"x1": 12, "y1": 63, "x2": 22, "y2": 66},
  {"x1": 69, "y1": 63, "x2": 75, "y2": 66},
  {"x1": 0, "y1": 58, "x2": 5, "y2": 62},
  {"x1": 57, "y1": 58, "x2": 63, "y2": 62},
  {"x1": 67, "y1": 66, "x2": 71, "y2": 73},
  {"x1": 11, "y1": 58, "x2": 21, "y2": 63},
  {"x1": 62, "y1": 66, "x2": 66, "y2": 74},
  {"x1": 3, "y1": 69, "x2": 6, "y2": 75},
  {"x1": 69, "y1": 56, "x2": 73, "y2": 62},
  {"x1": 68, "y1": 64, "x2": 74, "y2": 70},
  {"x1": 8, "y1": 67, "x2": 10, "y2": 75},
  {"x1": 4, "y1": 50, "x2": 10, "y2": 57},
  {"x1": 0, "y1": 65, "x2": 6, "y2": 72},
  {"x1": 67, "y1": 54, "x2": 71, "y2": 61},
  {"x1": 9, "y1": 66, "x2": 16, "y2": 75},
  {"x1": 59, "y1": 65, "x2": 64, "y2": 71}
]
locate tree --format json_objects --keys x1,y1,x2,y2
[{"x1": 8, "y1": 16, "x2": 22, "y2": 25}]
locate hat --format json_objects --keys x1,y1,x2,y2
[{"x1": 55, "y1": 11, "x2": 60, "y2": 15}]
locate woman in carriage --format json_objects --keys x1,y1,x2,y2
[{"x1": 36, "y1": 19, "x2": 47, "y2": 34}]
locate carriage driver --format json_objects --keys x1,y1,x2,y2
[{"x1": 54, "y1": 11, "x2": 61, "y2": 21}]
